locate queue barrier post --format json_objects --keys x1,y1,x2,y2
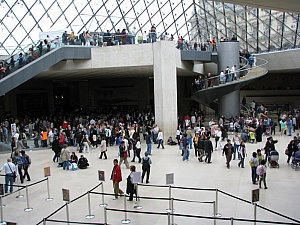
[
  {"x1": 45, "y1": 177, "x2": 53, "y2": 201},
  {"x1": 104, "y1": 206, "x2": 108, "y2": 225},
  {"x1": 99, "y1": 183, "x2": 108, "y2": 208},
  {"x1": 212, "y1": 189, "x2": 221, "y2": 217},
  {"x1": 166, "y1": 185, "x2": 173, "y2": 212},
  {"x1": 121, "y1": 194, "x2": 131, "y2": 224},
  {"x1": 66, "y1": 203, "x2": 70, "y2": 225},
  {"x1": 43, "y1": 218, "x2": 46, "y2": 225},
  {"x1": 254, "y1": 203, "x2": 257, "y2": 225},
  {"x1": 230, "y1": 217, "x2": 234, "y2": 225},
  {"x1": 0, "y1": 196, "x2": 4, "y2": 224},
  {"x1": 0, "y1": 195, "x2": 5, "y2": 208},
  {"x1": 133, "y1": 184, "x2": 142, "y2": 210},
  {"x1": 16, "y1": 177, "x2": 24, "y2": 199},
  {"x1": 85, "y1": 191, "x2": 95, "y2": 219},
  {"x1": 213, "y1": 201, "x2": 216, "y2": 225},
  {"x1": 24, "y1": 185, "x2": 33, "y2": 212},
  {"x1": 171, "y1": 198, "x2": 177, "y2": 225},
  {"x1": 167, "y1": 212, "x2": 171, "y2": 225}
]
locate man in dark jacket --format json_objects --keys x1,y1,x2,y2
[
  {"x1": 76, "y1": 129, "x2": 83, "y2": 152},
  {"x1": 78, "y1": 155, "x2": 89, "y2": 169},
  {"x1": 52, "y1": 136, "x2": 61, "y2": 162},
  {"x1": 222, "y1": 139, "x2": 234, "y2": 169},
  {"x1": 204, "y1": 136, "x2": 213, "y2": 163}
]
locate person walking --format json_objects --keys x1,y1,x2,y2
[
  {"x1": 181, "y1": 133, "x2": 189, "y2": 161},
  {"x1": 156, "y1": 129, "x2": 165, "y2": 149},
  {"x1": 126, "y1": 165, "x2": 137, "y2": 201},
  {"x1": 0, "y1": 158, "x2": 18, "y2": 193},
  {"x1": 237, "y1": 141, "x2": 246, "y2": 168},
  {"x1": 111, "y1": 159, "x2": 124, "y2": 200},
  {"x1": 132, "y1": 137, "x2": 142, "y2": 163},
  {"x1": 52, "y1": 136, "x2": 61, "y2": 162},
  {"x1": 12, "y1": 151, "x2": 23, "y2": 183},
  {"x1": 119, "y1": 141, "x2": 129, "y2": 169},
  {"x1": 222, "y1": 139, "x2": 233, "y2": 169},
  {"x1": 232, "y1": 132, "x2": 241, "y2": 160},
  {"x1": 20, "y1": 150, "x2": 31, "y2": 181},
  {"x1": 141, "y1": 152, "x2": 152, "y2": 183},
  {"x1": 204, "y1": 136, "x2": 213, "y2": 163},
  {"x1": 145, "y1": 132, "x2": 152, "y2": 155},
  {"x1": 99, "y1": 137, "x2": 108, "y2": 159}
]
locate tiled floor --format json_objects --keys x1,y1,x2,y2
[{"x1": 0, "y1": 132, "x2": 299, "y2": 225}]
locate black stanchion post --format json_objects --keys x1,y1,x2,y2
[
  {"x1": 121, "y1": 194, "x2": 131, "y2": 224},
  {"x1": 24, "y1": 185, "x2": 33, "y2": 212},
  {"x1": 85, "y1": 191, "x2": 95, "y2": 219},
  {"x1": 45, "y1": 177, "x2": 53, "y2": 201},
  {"x1": 133, "y1": 184, "x2": 142, "y2": 210},
  {"x1": 99, "y1": 183, "x2": 108, "y2": 207},
  {"x1": 16, "y1": 177, "x2": 24, "y2": 199}
]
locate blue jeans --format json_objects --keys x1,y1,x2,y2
[
  {"x1": 233, "y1": 143, "x2": 240, "y2": 160},
  {"x1": 188, "y1": 138, "x2": 193, "y2": 149},
  {"x1": 153, "y1": 134, "x2": 158, "y2": 144},
  {"x1": 147, "y1": 144, "x2": 152, "y2": 155},
  {"x1": 151, "y1": 32, "x2": 156, "y2": 42},
  {"x1": 157, "y1": 139, "x2": 164, "y2": 149},
  {"x1": 63, "y1": 161, "x2": 70, "y2": 170},
  {"x1": 182, "y1": 148, "x2": 190, "y2": 161},
  {"x1": 288, "y1": 126, "x2": 292, "y2": 136},
  {"x1": 5, "y1": 173, "x2": 14, "y2": 193},
  {"x1": 73, "y1": 139, "x2": 77, "y2": 147}
]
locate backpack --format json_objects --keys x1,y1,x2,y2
[
  {"x1": 13, "y1": 156, "x2": 23, "y2": 168},
  {"x1": 25, "y1": 155, "x2": 31, "y2": 165},
  {"x1": 142, "y1": 157, "x2": 150, "y2": 169}
]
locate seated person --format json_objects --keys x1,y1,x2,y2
[
  {"x1": 167, "y1": 137, "x2": 177, "y2": 146},
  {"x1": 70, "y1": 152, "x2": 78, "y2": 164},
  {"x1": 78, "y1": 155, "x2": 89, "y2": 169}
]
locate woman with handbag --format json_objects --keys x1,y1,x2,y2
[{"x1": 286, "y1": 140, "x2": 298, "y2": 165}]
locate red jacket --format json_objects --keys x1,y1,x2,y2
[{"x1": 112, "y1": 165, "x2": 122, "y2": 183}]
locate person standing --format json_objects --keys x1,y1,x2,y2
[
  {"x1": 181, "y1": 133, "x2": 189, "y2": 161},
  {"x1": 193, "y1": 133, "x2": 199, "y2": 157},
  {"x1": 111, "y1": 159, "x2": 124, "y2": 200},
  {"x1": 198, "y1": 134, "x2": 205, "y2": 162},
  {"x1": 119, "y1": 141, "x2": 129, "y2": 169},
  {"x1": 145, "y1": 132, "x2": 152, "y2": 155},
  {"x1": 186, "y1": 127, "x2": 193, "y2": 149},
  {"x1": 256, "y1": 160, "x2": 268, "y2": 189},
  {"x1": 286, "y1": 140, "x2": 298, "y2": 164},
  {"x1": 12, "y1": 151, "x2": 23, "y2": 183},
  {"x1": 0, "y1": 158, "x2": 18, "y2": 194},
  {"x1": 237, "y1": 141, "x2": 246, "y2": 168},
  {"x1": 60, "y1": 144, "x2": 70, "y2": 171},
  {"x1": 99, "y1": 137, "x2": 107, "y2": 160},
  {"x1": 126, "y1": 165, "x2": 137, "y2": 201},
  {"x1": 133, "y1": 137, "x2": 142, "y2": 163},
  {"x1": 204, "y1": 136, "x2": 213, "y2": 163},
  {"x1": 232, "y1": 132, "x2": 241, "y2": 160},
  {"x1": 250, "y1": 152, "x2": 259, "y2": 185},
  {"x1": 222, "y1": 140, "x2": 233, "y2": 169},
  {"x1": 141, "y1": 152, "x2": 152, "y2": 183},
  {"x1": 156, "y1": 129, "x2": 165, "y2": 149}
]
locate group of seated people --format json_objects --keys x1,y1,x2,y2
[{"x1": 58, "y1": 152, "x2": 89, "y2": 170}]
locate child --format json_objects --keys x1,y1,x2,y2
[
  {"x1": 249, "y1": 152, "x2": 258, "y2": 184},
  {"x1": 256, "y1": 160, "x2": 268, "y2": 189},
  {"x1": 257, "y1": 149, "x2": 263, "y2": 165}
]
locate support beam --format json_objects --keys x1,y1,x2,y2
[{"x1": 153, "y1": 41, "x2": 177, "y2": 139}]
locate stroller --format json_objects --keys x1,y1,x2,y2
[
  {"x1": 268, "y1": 150, "x2": 279, "y2": 168},
  {"x1": 249, "y1": 131, "x2": 256, "y2": 144},
  {"x1": 291, "y1": 151, "x2": 300, "y2": 171}
]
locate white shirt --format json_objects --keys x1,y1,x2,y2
[
  {"x1": 157, "y1": 131, "x2": 163, "y2": 140},
  {"x1": 136, "y1": 141, "x2": 141, "y2": 149},
  {"x1": 191, "y1": 116, "x2": 196, "y2": 123},
  {"x1": 0, "y1": 162, "x2": 18, "y2": 175}
]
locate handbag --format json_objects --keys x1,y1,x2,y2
[
  {"x1": 249, "y1": 160, "x2": 254, "y2": 167},
  {"x1": 124, "y1": 152, "x2": 128, "y2": 159},
  {"x1": 285, "y1": 148, "x2": 290, "y2": 155}
]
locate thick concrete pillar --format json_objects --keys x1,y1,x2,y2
[
  {"x1": 217, "y1": 41, "x2": 240, "y2": 118},
  {"x1": 153, "y1": 41, "x2": 177, "y2": 139}
]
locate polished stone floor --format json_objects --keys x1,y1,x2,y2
[{"x1": 0, "y1": 132, "x2": 299, "y2": 225}]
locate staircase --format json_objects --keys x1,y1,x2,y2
[{"x1": 191, "y1": 58, "x2": 268, "y2": 109}]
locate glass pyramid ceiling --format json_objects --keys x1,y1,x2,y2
[{"x1": 0, "y1": 0, "x2": 299, "y2": 56}]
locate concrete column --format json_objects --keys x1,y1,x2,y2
[
  {"x1": 217, "y1": 41, "x2": 240, "y2": 118},
  {"x1": 153, "y1": 41, "x2": 177, "y2": 138}
]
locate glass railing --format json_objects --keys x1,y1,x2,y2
[{"x1": 192, "y1": 57, "x2": 268, "y2": 94}]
